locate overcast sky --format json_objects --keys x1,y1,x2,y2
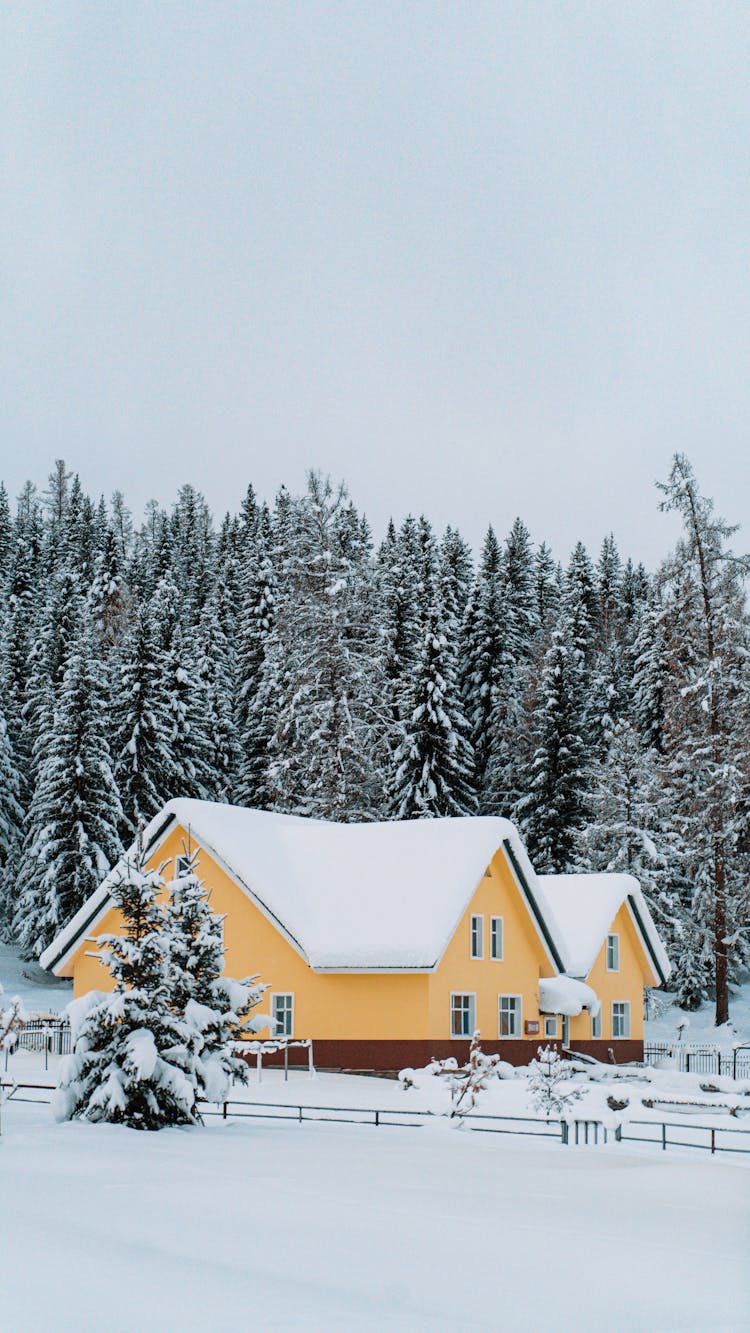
[{"x1": 2, "y1": 3, "x2": 749, "y2": 567}]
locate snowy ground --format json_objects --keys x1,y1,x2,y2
[
  {"x1": 0, "y1": 940, "x2": 73, "y2": 1014},
  {"x1": 2, "y1": 1093, "x2": 749, "y2": 1333}
]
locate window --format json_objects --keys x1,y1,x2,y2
[
  {"x1": 544, "y1": 1016, "x2": 558, "y2": 1039},
  {"x1": 591, "y1": 1009, "x2": 602, "y2": 1039},
  {"x1": 561, "y1": 1015, "x2": 570, "y2": 1047},
  {"x1": 271, "y1": 993, "x2": 294, "y2": 1038},
  {"x1": 612, "y1": 1002, "x2": 630, "y2": 1039},
  {"x1": 490, "y1": 916, "x2": 504, "y2": 961},
  {"x1": 450, "y1": 993, "x2": 475, "y2": 1038},
  {"x1": 606, "y1": 934, "x2": 620, "y2": 972},
  {"x1": 175, "y1": 854, "x2": 192, "y2": 878},
  {"x1": 470, "y1": 915, "x2": 484, "y2": 959},
  {"x1": 498, "y1": 994, "x2": 522, "y2": 1038}
]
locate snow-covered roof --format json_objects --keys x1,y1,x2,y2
[
  {"x1": 41, "y1": 799, "x2": 567, "y2": 975},
  {"x1": 538, "y1": 873, "x2": 671, "y2": 985},
  {"x1": 538, "y1": 975, "x2": 600, "y2": 1019},
  {"x1": 40, "y1": 801, "x2": 671, "y2": 984}
]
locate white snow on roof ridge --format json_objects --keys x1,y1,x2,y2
[{"x1": 41, "y1": 799, "x2": 566, "y2": 975}]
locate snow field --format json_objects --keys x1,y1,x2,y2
[{"x1": 1, "y1": 1098, "x2": 748, "y2": 1333}]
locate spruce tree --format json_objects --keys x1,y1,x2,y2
[
  {"x1": 112, "y1": 601, "x2": 176, "y2": 832},
  {"x1": 657, "y1": 454, "x2": 750, "y2": 1024},
  {"x1": 13, "y1": 623, "x2": 123, "y2": 957},
  {"x1": 164, "y1": 848, "x2": 265, "y2": 1101},
  {"x1": 517, "y1": 616, "x2": 590, "y2": 872},
  {"x1": 55, "y1": 833, "x2": 198, "y2": 1129},
  {"x1": 390, "y1": 580, "x2": 476, "y2": 819},
  {"x1": 0, "y1": 710, "x2": 23, "y2": 936}
]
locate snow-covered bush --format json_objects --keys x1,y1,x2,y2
[
  {"x1": 432, "y1": 1032, "x2": 506, "y2": 1120},
  {"x1": 527, "y1": 1045, "x2": 583, "y2": 1120}
]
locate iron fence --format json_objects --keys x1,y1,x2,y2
[
  {"x1": 2, "y1": 1081, "x2": 749, "y2": 1156},
  {"x1": 643, "y1": 1042, "x2": 750, "y2": 1080}
]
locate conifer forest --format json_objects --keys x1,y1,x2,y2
[{"x1": 0, "y1": 454, "x2": 747, "y2": 1024}]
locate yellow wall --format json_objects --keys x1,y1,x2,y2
[
  {"x1": 569, "y1": 901, "x2": 648, "y2": 1042},
  {"x1": 427, "y1": 846, "x2": 551, "y2": 1040},
  {"x1": 66, "y1": 821, "x2": 648, "y2": 1045}
]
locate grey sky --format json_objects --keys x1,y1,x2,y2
[{"x1": 2, "y1": 3, "x2": 749, "y2": 567}]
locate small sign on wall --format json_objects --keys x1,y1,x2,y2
[{"x1": 524, "y1": 1020, "x2": 540, "y2": 1035}]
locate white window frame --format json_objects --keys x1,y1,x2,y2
[
  {"x1": 175, "y1": 853, "x2": 192, "y2": 878},
  {"x1": 470, "y1": 914, "x2": 484, "y2": 960},
  {"x1": 490, "y1": 916, "x2": 504, "y2": 961},
  {"x1": 591, "y1": 1009, "x2": 602, "y2": 1039},
  {"x1": 271, "y1": 993, "x2": 294, "y2": 1038},
  {"x1": 611, "y1": 1001, "x2": 630, "y2": 1040},
  {"x1": 450, "y1": 993, "x2": 476, "y2": 1039},
  {"x1": 498, "y1": 994, "x2": 522, "y2": 1039},
  {"x1": 543, "y1": 1016, "x2": 558, "y2": 1039},
  {"x1": 561, "y1": 1015, "x2": 570, "y2": 1047},
  {"x1": 606, "y1": 933, "x2": 620, "y2": 972}
]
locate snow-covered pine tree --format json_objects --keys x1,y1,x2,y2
[
  {"x1": 163, "y1": 847, "x2": 265, "y2": 1102},
  {"x1": 236, "y1": 506, "x2": 276, "y2": 807},
  {"x1": 151, "y1": 574, "x2": 213, "y2": 801},
  {"x1": 263, "y1": 473, "x2": 388, "y2": 820},
  {"x1": 112, "y1": 600, "x2": 176, "y2": 834},
  {"x1": 462, "y1": 527, "x2": 508, "y2": 800},
  {"x1": 533, "y1": 542, "x2": 561, "y2": 639},
  {"x1": 516, "y1": 614, "x2": 590, "y2": 872},
  {"x1": 195, "y1": 575, "x2": 241, "y2": 802},
  {"x1": 13, "y1": 619, "x2": 123, "y2": 957},
  {"x1": 389, "y1": 573, "x2": 476, "y2": 819},
  {"x1": 439, "y1": 525, "x2": 474, "y2": 627},
  {"x1": 656, "y1": 454, "x2": 750, "y2": 1025},
  {"x1": 55, "y1": 832, "x2": 198, "y2": 1129},
  {"x1": 0, "y1": 710, "x2": 23, "y2": 936}
]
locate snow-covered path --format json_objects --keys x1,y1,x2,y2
[{"x1": 2, "y1": 1104, "x2": 747, "y2": 1332}]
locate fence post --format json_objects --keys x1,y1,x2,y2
[
  {"x1": 375, "y1": 1110, "x2": 379, "y2": 1128},
  {"x1": 560, "y1": 1121, "x2": 568, "y2": 1145},
  {"x1": 711, "y1": 1128, "x2": 715, "y2": 1155},
  {"x1": 661, "y1": 1123, "x2": 667, "y2": 1152},
  {"x1": 298, "y1": 1105, "x2": 302, "y2": 1123},
  {"x1": 223, "y1": 1100, "x2": 227, "y2": 1121},
  {"x1": 686, "y1": 1052, "x2": 691, "y2": 1074}
]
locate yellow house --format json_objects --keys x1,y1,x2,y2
[{"x1": 40, "y1": 799, "x2": 670, "y2": 1070}]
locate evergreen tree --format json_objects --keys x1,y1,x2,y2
[
  {"x1": 112, "y1": 601, "x2": 176, "y2": 832},
  {"x1": 517, "y1": 616, "x2": 590, "y2": 872},
  {"x1": 0, "y1": 710, "x2": 23, "y2": 936},
  {"x1": 164, "y1": 847, "x2": 265, "y2": 1101},
  {"x1": 13, "y1": 623, "x2": 123, "y2": 957},
  {"x1": 462, "y1": 527, "x2": 507, "y2": 797},
  {"x1": 389, "y1": 580, "x2": 476, "y2": 819},
  {"x1": 55, "y1": 834, "x2": 198, "y2": 1129},
  {"x1": 263, "y1": 474, "x2": 387, "y2": 820},
  {"x1": 657, "y1": 454, "x2": 750, "y2": 1025}
]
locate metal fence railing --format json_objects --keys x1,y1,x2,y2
[
  {"x1": 643, "y1": 1043, "x2": 750, "y2": 1080},
  {"x1": 2, "y1": 1081, "x2": 749, "y2": 1156}
]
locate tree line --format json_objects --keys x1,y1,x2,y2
[{"x1": 0, "y1": 456, "x2": 747, "y2": 1023}]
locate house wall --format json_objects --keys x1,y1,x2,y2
[
  {"x1": 568, "y1": 900, "x2": 648, "y2": 1047},
  {"x1": 426, "y1": 846, "x2": 551, "y2": 1042}
]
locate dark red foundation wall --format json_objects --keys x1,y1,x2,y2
[{"x1": 247, "y1": 1037, "x2": 644, "y2": 1074}]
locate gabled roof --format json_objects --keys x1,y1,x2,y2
[
  {"x1": 538, "y1": 873, "x2": 671, "y2": 986},
  {"x1": 40, "y1": 799, "x2": 567, "y2": 976}
]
